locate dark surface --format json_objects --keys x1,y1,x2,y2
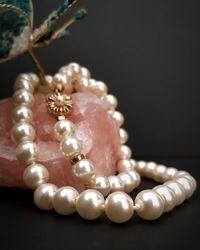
[
  {"x1": 0, "y1": 0, "x2": 200, "y2": 157},
  {"x1": 0, "y1": 159, "x2": 199, "y2": 250},
  {"x1": 0, "y1": 1, "x2": 199, "y2": 250}
]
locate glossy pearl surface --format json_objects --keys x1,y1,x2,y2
[
  {"x1": 105, "y1": 192, "x2": 134, "y2": 223},
  {"x1": 53, "y1": 73, "x2": 73, "y2": 94},
  {"x1": 14, "y1": 78, "x2": 34, "y2": 93},
  {"x1": 34, "y1": 183, "x2": 58, "y2": 210},
  {"x1": 135, "y1": 161, "x2": 146, "y2": 176},
  {"x1": 76, "y1": 190, "x2": 105, "y2": 220},
  {"x1": 153, "y1": 165, "x2": 167, "y2": 182},
  {"x1": 126, "y1": 171, "x2": 141, "y2": 188},
  {"x1": 90, "y1": 80, "x2": 108, "y2": 97},
  {"x1": 108, "y1": 176, "x2": 125, "y2": 192},
  {"x1": 164, "y1": 181, "x2": 186, "y2": 206},
  {"x1": 60, "y1": 136, "x2": 82, "y2": 159},
  {"x1": 118, "y1": 172, "x2": 136, "y2": 193},
  {"x1": 11, "y1": 122, "x2": 35, "y2": 143},
  {"x1": 119, "y1": 128, "x2": 128, "y2": 144},
  {"x1": 54, "y1": 119, "x2": 75, "y2": 141},
  {"x1": 117, "y1": 159, "x2": 135, "y2": 173},
  {"x1": 109, "y1": 111, "x2": 124, "y2": 126},
  {"x1": 135, "y1": 190, "x2": 164, "y2": 220},
  {"x1": 53, "y1": 187, "x2": 79, "y2": 215},
  {"x1": 104, "y1": 94, "x2": 118, "y2": 110},
  {"x1": 117, "y1": 145, "x2": 132, "y2": 159},
  {"x1": 23, "y1": 163, "x2": 49, "y2": 189},
  {"x1": 91, "y1": 175, "x2": 111, "y2": 197},
  {"x1": 153, "y1": 185, "x2": 176, "y2": 212},
  {"x1": 80, "y1": 67, "x2": 91, "y2": 79},
  {"x1": 12, "y1": 105, "x2": 33, "y2": 123},
  {"x1": 164, "y1": 167, "x2": 178, "y2": 180},
  {"x1": 16, "y1": 141, "x2": 39, "y2": 165},
  {"x1": 174, "y1": 176, "x2": 194, "y2": 199},
  {"x1": 13, "y1": 89, "x2": 34, "y2": 106},
  {"x1": 72, "y1": 159, "x2": 95, "y2": 182},
  {"x1": 145, "y1": 162, "x2": 157, "y2": 178}
]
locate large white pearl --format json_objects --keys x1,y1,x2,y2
[
  {"x1": 60, "y1": 136, "x2": 82, "y2": 159},
  {"x1": 135, "y1": 161, "x2": 147, "y2": 176},
  {"x1": 108, "y1": 176, "x2": 125, "y2": 192},
  {"x1": 29, "y1": 73, "x2": 39, "y2": 87},
  {"x1": 13, "y1": 89, "x2": 34, "y2": 106},
  {"x1": 109, "y1": 111, "x2": 124, "y2": 126},
  {"x1": 105, "y1": 192, "x2": 134, "y2": 223},
  {"x1": 34, "y1": 183, "x2": 58, "y2": 210},
  {"x1": 118, "y1": 172, "x2": 137, "y2": 193},
  {"x1": 103, "y1": 94, "x2": 118, "y2": 111},
  {"x1": 117, "y1": 145, "x2": 132, "y2": 159},
  {"x1": 153, "y1": 185, "x2": 176, "y2": 212},
  {"x1": 23, "y1": 163, "x2": 49, "y2": 189},
  {"x1": 117, "y1": 159, "x2": 136, "y2": 173},
  {"x1": 164, "y1": 167, "x2": 178, "y2": 180},
  {"x1": 75, "y1": 77, "x2": 90, "y2": 92},
  {"x1": 14, "y1": 78, "x2": 34, "y2": 93},
  {"x1": 54, "y1": 119, "x2": 75, "y2": 141},
  {"x1": 72, "y1": 159, "x2": 95, "y2": 182},
  {"x1": 53, "y1": 73, "x2": 73, "y2": 94},
  {"x1": 76, "y1": 189, "x2": 105, "y2": 220},
  {"x1": 11, "y1": 122, "x2": 35, "y2": 143},
  {"x1": 164, "y1": 181, "x2": 186, "y2": 206},
  {"x1": 135, "y1": 190, "x2": 164, "y2": 220},
  {"x1": 68, "y1": 62, "x2": 81, "y2": 76},
  {"x1": 80, "y1": 67, "x2": 91, "y2": 79},
  {"x1": 16, "y1": 141, "x2": 39, "y2": 165},
  {"x1": 153, "y1": 164, "x2": 167, "y2": 182},
  {"x1": 183, "y1": 175, "x2": 197, "y2": 194},
  {"x1": 89, "y1": 80, "x2": 108, "y2": 97},
  {"x1": 126, "y1": 171, "x2": 141, "y2": 188},
  {"x1": 53, "y1": 187, "x2": 79, "y2": 215},
  {"x1": 119, "y1": 128, "x2": 128, "y2": 144},
  {"x1": 145, "y1": 162, "x2": 157, "y2": 178},
  {"x1": 174, "y1": 176, "x2": 194, "y2": 199},
  {"x1": 90, "y1": 175, "x2": 111, "y2": 197},
  {"x1": 12, "y1": 105, "x2": 33, "y2": 123}
]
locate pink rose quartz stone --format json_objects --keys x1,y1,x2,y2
[{"x1": 0, "y1": 92, "x2": 120, "y2": 191}]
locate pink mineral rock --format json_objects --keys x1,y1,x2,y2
[{"x1": 0, "y1": 92, "x2": 120, "y2": 191}]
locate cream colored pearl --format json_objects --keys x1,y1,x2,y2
[
  {"x1": 53, "y1": 73, "x2": 73, "y2": 94},
  {"x1": 29, "y1": 73, "x2": 39, "y2": 87},
  {"x1": 16, "y1": 141, "x2": 39, "y2": 165},
  {"x1": 76, "y1": 189, "x2": 105, "y2": 220},
  {"x1": 89, "y1": 80, "x2": 108, "y2": 97},
  {"x1": 45, "y1": 75, "x2": 54, "y2": 90},
  {"x1": 109, "y1": 111, "x2": 124, "y2": 126},
  {"x1": 175, "y1": 170, "x2": 190, "y2": 178},
  {"x1": 135, "y1": 161, "x2": 147, "y2": 176},
  {"x1": 80, "y1": 67, "x2": 91, "y2": 79},
  {"x1": 108, "y1": 176, "x2": 125, "y2": 192},
  {"x1": 16, "y1": 73, "x2": 31, "y2": 82},
  {"x1": 75, "y1": 77, "x2": 90, "y2": 92},
  {"x1": 145, "y1": 162, "x2": 157, "y2": 178},
  {"x1": 105, "y1": 192, "x2": 134, "y2": 223},
  {"x1": 164, "y1": 181, "x2": 186, "y2": 206},
  {"x1": 23, "y1": 163, "x2": 49, "y2": 189},
  {"x1": 11, "y1": 122, "x2": 35, "y2": 143},
  {"x1": 118, "y1": 172, "x2": 137, "y2": 193},
  {"x1": 34, "y1": 183, "x2": 58, "y2": 210},
  {"x1": 14, "y1": 78, "x2": 34, "y2": 93},
  {"x1": 117, "y1": 145, "x2": 132, "y2": 159},
  {"x1": 117, "y1": 159, "x2": 136, "y2": 173},
  {"x1": 153, "y1": 185, "x2": 176, "y2": 212},
  {"x1": 164, "y1": 167, "x2": 178, "y2": 180},
  {"x1": 12, "y1": 105, "x2": 33, "y2": 123},
  {"x1": 127, "y1": 171, "x2": 141, "y2": 188},
  {"x1": 119, "y1": 128, "x2": 128, "y2": 144},
  {"x1": 72, "y1": 159, "x2": 95, "y2": 182},
  {"x1": 13, "y1": 89, "x2": 34, "y2": 106},
  {"x1": 53, "y1": 187, "x2": 79, "y2": 215},
  {"x1": 174, "y1": 176, "x2": 194, "y2": 199},
  {"x1": 54, "y1": 119, "x2": 75, "y2": 141},
  {"x1": 60, "y1": 136, "x2": 82, "y2": 159},
  {"x1": 153, "y1": 164, "x2": 167, "y2": 182},
  {"x1": 103, "y1": 94, "x2": 118, "y2": 111},
  {"x1": 68, "y1": 62, "x2": 81, "y2": 76},
  {"x1": 183, "y1": 175, "x2": 197, "y2": 194},
  {"x1": 135, "y1": 190, "x2": 164, "y2": 220},
  {"x1": 90, "y1": 175, "x2": 111, "y2": 197}
]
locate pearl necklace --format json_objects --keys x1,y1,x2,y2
[{"x1": 11, "y1": 63, "x2": 197, "y2": 223}]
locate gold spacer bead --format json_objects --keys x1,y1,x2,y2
[{"x1": 71, "y1": 154, "x2": 86, "y2": 165}]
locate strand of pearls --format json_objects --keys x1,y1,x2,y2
[{"x1": 11, "y1": 63, "x2": 197, "y2": 223}]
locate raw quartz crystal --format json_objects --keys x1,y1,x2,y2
[{"x1": 0, "y1": 92, "x2": 120, "y2": 191}]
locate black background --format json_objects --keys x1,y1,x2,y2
[{"x1": 0, "y1": 1, "x2": 200, "y2": 250}]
